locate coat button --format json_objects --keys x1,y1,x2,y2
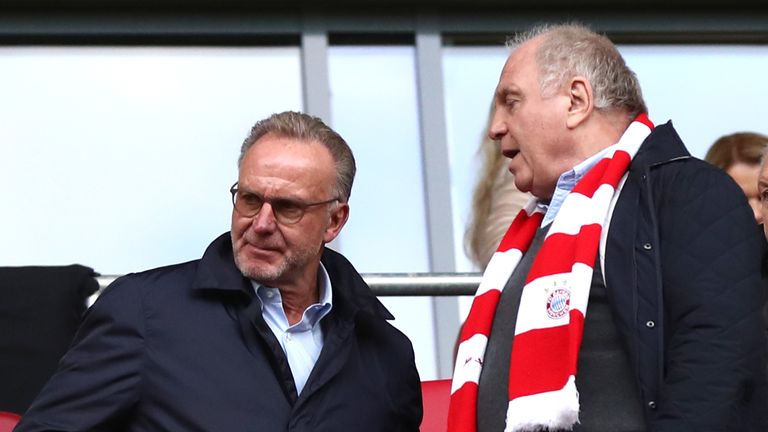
[
  {"x1": 648, "y1": 400, "x2": 656, "y2": 409},
  {"x1": 643, "y1": 243, "x2": 652, "y2": 250},
  {"x1": 646, "y1": 320, "x2": 655, "y2": 328}
]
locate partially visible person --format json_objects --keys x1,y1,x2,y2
[
  {"x1": 759, "y1": 144, "x2": 768, "y2": 239},
  {"x1": 465, "y1": 107, "x2": 530, "y2": 270},
  {"x1": 756, "y1": 146, "x2": 768, "y2": 366},
  {"x1": 705, "y1": 131, "x2": 768, "y2": 223},
  {"x1": 15, "y1": 111, "x2": 422, "y2": 431}
]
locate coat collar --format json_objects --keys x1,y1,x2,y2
[
  {"x1": 319, "y1": 247, "x2": 394, "y2": 320},
  {"x1": 192, "y1": 232, "x2": 393, "y2": 320},
  {"x1": 629, "y1": 120, "x2": 691, "y2": 171}
]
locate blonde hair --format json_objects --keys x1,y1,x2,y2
[{"x1": 464, "y1": 108, "x2": 529, "y2": 269}]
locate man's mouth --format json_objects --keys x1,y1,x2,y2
[
  {"x1": 242, "y1": 235, "x2": 280, "y2": 252},
  {"x1": 503, "y1": 149, "x2": 520, "y2": 159}
]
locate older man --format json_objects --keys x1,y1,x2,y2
[
  {"x1": 17, "y1": 111, "x2": 422, "y2": 431},
  {"x1": 450, "y1": 24, "x2": 767, "y2": 431}
]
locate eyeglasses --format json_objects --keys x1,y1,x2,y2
[{"x1": 230, "y1": 182, "x2": 339, "y2": 225}]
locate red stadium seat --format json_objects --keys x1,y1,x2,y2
[
  {"x1": 0, "y1": 411, "x2": 21, "y2": 432},
  {"x1": 420, "y1": 379, "x2": 451, "y2": 432}
]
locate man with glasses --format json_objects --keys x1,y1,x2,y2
[{"x1": 17, "y1": 111, "x2": 423, "y2": 431}]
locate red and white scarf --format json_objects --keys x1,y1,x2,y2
[{"x1": 448, "y1": 114, "x2": 654, "y2": 432}]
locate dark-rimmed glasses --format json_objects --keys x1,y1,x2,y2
[{"x1": 230, "y1": 182, "x2": 339, "y2": 225}]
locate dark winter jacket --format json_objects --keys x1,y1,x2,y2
[
  {"x1": 16, "y1": 233, "x2": 423, "y2": 431},
  {"x1": 604, "y1": 122, "x2": 768, "y2": 431}
]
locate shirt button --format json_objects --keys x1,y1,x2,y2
[
  {"x1": 285, "y1": 334, "x2": 292, "y2": 341},
  {"x1": 647, "y1": 400, "x2": 656, "y2": 409},
  {"x1": 265, "y1": 290, "x2": 274, "y2": 298},
  {"x1": 646, "y1": 320, "x2": 655, "y2": 328},
  {"x1": 643, "y1": 243, "x2": 652, "y2": 250}
]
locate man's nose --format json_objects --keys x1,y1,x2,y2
[
  {"x1": 488, "y1": 111, "x2": 506, "y2": 141},
  {"x1": 251, "y1": 203, "x2": 278, "y2": 231}
]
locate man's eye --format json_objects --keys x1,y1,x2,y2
[
  {"x1": 241, "y1": 193, "x2": 264, "y2": 206},
  {"x1": 274, "y1": 200, "x2": 303, "y2": 215}
]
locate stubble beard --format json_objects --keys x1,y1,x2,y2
[{"x1": 234, "y1": 244, "x2": 318, "y2": 286}]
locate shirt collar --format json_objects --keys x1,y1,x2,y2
[
  {"x1": 252, "y1": 263, "x2": 333, "y2": 330},
  {"x1": 541, "y1": 146, "x2": 614, "y2": 227}
]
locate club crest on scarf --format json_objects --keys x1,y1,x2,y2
[{"x1": 546, "y1": 286, "x2": 571, "y2": 320}]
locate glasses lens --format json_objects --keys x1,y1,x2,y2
[
  {"x1": 233, "y1": 190, "x2": 265, "y2": 217},
  {"x1": 230, "y1": 183, "x2": 334, "y2": 225},
  {"x1": 273, "y1": 200, "x2": 305, "y2": 225}
]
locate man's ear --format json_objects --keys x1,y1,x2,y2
[
  {"x1": 323, "y1": 202, "x2": 349, "y2": 243},
  {"x1": 566, "y1": 76, "x2": 593, "y2": 129}
]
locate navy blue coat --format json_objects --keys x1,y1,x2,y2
[
  {"x1": 604, "y1": 122, "x2": 768, "y2": 431},
  {"x1": 16, "y1": 234, "x2": 423, "y2": 431}
]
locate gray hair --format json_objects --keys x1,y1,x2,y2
[
  {"x1": 238, "y1": 111, "x2": 356, "y2": 202},
  {"x1": 507, "y1": 23, "x2": 647, "y2": 119}
]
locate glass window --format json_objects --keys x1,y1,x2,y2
[
  {"x1": 0, "y1": 46, "x2": 303, "y2": 274},
  {"x1": 442, "y1": 46, "x2": 509, "y2": 274},
  {"x1": 620, "y1": 45, "x2": 768, "y2": 158},
  {"x1": 328, "y1": 45, "x2": 430, "y2": 272},
  {"x1": 328, "y1": 45, "x2": 438, "y2": 379}
]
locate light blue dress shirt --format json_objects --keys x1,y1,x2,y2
[
  {"x1": 541, "y1": 146, "x2": 614, "y2": 227},
  {"x1": 252, "y1": 264, "x2": 333, "y2": 395}
]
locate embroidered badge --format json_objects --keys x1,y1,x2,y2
[{"x1": 546, "y1": 288, "x2": 571, "y2": 319}]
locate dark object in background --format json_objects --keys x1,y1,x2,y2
[{"x1": 0, "y1": 265, "x2": 98, "y2": 414}]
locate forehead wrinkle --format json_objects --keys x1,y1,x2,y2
[
  {"x1": 241, "y1": 171, "x2": 336, "y2": 204},
  {"x1": 238, "y1": 175, "x2": 308, "y2": 201},
  {"x1": 239, "y1": 137, "x2": 337, "y2": 200}
]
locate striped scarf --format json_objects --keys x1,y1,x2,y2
[{"x1": 449, "y1": 114, "x2": 654, "y2": 432}]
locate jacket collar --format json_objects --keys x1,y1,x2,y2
[
  {"x1": 630, "y1": 120, "x2": 691, "y2": 171},
  {"x1": 193, "y1": 232, "x2": 253, "y2": 295},
  {"x1": 319, "y1": 247, "x2": 394, "y2": 320},
  {"x1": 192, "y1": 232, "x2": 393, "y2": 320}
]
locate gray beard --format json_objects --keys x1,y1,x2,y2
[{"x1": 234, "y1": 245, "x2": 319, "y2": 286}]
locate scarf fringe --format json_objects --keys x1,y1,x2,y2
[{"x1": 505, "y1": 376, "x2": 579, "y2": 432}]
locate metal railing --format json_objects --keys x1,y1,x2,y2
[{"x1": 95, "y1": 273, "x2": 481, "y2": 297}]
